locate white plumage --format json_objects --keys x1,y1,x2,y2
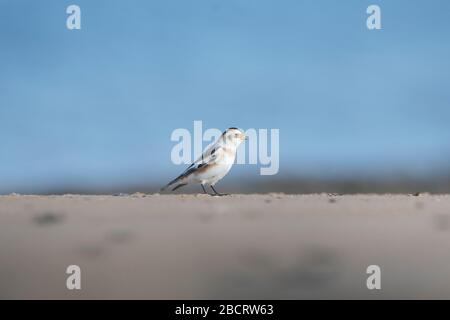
[{"x1": 162, "y1": 128, "x2": 246, "y2": 196}]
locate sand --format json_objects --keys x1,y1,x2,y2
[{"x1": 0, "y1": 193, "x2": 449, "y2": 299}]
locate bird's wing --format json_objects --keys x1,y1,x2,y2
[
  {"x1": 161, "y1": 143, "x2": 224, "y2": 191},
  {"x1": 192, "y1": 140, "x2": 222, "y2": 166},
  {"x1": 183, "y1": 142, "x2": 223, "y2": 174}
]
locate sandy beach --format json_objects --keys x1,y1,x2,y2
[{"x1": 1, "y1": 193, "x2": 450, "y2": 299}]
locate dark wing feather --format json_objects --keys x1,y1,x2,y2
[{"x1": 160, "y1": 146, "x2": 221, "y2": 191}]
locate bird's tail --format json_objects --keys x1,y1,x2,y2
[{"x1": 160, "y1": 175, "x2": 187, "y2": 192}]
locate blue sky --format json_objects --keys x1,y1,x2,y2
[{"x1": 1, "y1": 0, "x2": 450, "y2": 192}]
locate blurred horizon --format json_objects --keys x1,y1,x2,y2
[{"x1": 1, "y1": 0, "x2": 450, "y2": 194}]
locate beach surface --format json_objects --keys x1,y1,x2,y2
[{"x1": 1, "y1": 193, "x2": 450, "y2": 299}]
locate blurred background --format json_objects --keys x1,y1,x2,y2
[{"x1": 1, "y1": 0, "x2": 450, "y2": 194}]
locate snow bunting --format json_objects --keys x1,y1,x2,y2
[{"x1": 162, "y1": 127, "x2": 246, "y2": 196}]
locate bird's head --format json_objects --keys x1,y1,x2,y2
[{"x1": 221, "y1": 127, "x2": 247, "y2": 148}]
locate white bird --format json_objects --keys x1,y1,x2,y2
[{"x1": 161, "y1": 127, "x2": 247, "y2": 196}]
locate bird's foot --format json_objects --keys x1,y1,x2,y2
[{"x1": 211, "y1": 193, "x2": 229, "y2": 197}]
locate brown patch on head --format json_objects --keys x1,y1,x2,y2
[
  {"x1": 222, "y1": 127, "x2": 242, "y2": 135},
  {"x1": 222, "y1": 127, "x2": 244, "y2": 140}
]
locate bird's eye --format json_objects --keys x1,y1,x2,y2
[{"x1": 234, "y1": 133, "x2": 238, "y2": 137}]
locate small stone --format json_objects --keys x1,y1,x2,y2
[{"x1": 131, "y1": 192, "x2": 146, "y2": 198}]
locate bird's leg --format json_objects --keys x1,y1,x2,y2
[
  {"x1": 201, "y1": 184, "x2": 212, "y2": 195},
  {"x1": 210, "y1": 185, "x2": 229, "y2": 196}
]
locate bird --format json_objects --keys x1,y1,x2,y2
[{"x1": 161, "y1": 127, "x2": 247, "y2": 196}]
